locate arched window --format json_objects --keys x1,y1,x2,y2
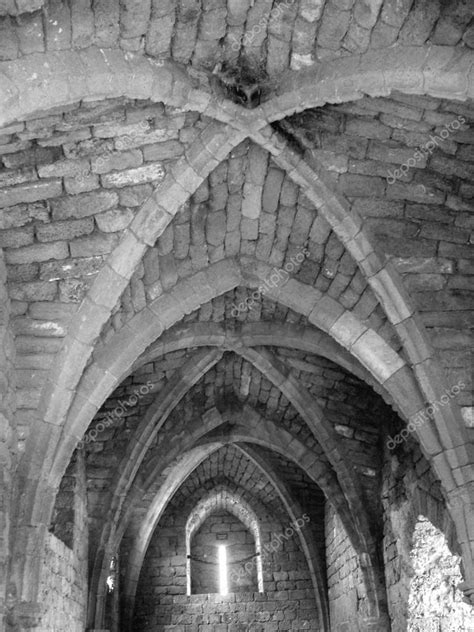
[
  {"x1": 407, "y1": 515, "x2": 473, "y2": 630},
  {"x1": 185, "y1": 490, "x2": 264, "y2": 595}
]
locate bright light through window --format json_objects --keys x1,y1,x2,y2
[{"x1": 218, "y1": 545, "x2": 228, "y2": 595}]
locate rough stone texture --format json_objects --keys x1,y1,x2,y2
[
  {"x1": 325, "y1": 503, "x2": 370, "y2": 631},
  {"x1": 36, "y1": 452, "x2": 88, "y2": 632},
  {"x1": 133, "y1": 448, "x2": 320, "y2": 631},
  {"x1": 0, "y1": 3, "x2": 473, "y2": 631}
]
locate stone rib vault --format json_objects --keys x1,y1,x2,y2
[{"x1": 0, "y1": 1, "x2": 473, "y2": 631}]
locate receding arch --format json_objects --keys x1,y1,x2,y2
[
  {"x1": 38, "y1": 258, "x2": 439, "y2": 616},
  {"x1": 237, "y1": 444, "x2": 330, "y2": 630},
  {"x1": 102, "y1": 443, "x2": 220, "y2": 630},
  {"x1": 88, "y1": 331, "x2": 376, "y2": 624},
  {"x1": 117, "y1": 408, "x2": 378, "y2": 631},
  {"x1": 185, "y1": 488, "x2": 264, "y2": 595},
  {"x1": 7, "y1": 42, "x2": 474, "y2": 608}
]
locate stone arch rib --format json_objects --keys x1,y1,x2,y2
[
  {"x1": 4, "y1": 41, "x2": 473, "y2": 609},
  {"x1": 119, "y1": 407, "x2": 366, "y2": 632}
]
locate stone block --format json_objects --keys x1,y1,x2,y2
[
  {"x1": 241, "y1": 183, "x2": 262, "y2": 219},
  {"x1": 317, "y1": 4, "x2": 351, "y2": 50},
  {"x1": 143, "y1": 141, "x2": 184, "y2": 161},
  {"x1": 51, "y1": 191, "x2": 118, "y2": 220},
  {"x1": 9, "y1": 280, "x2": 57, "y2": 301},
  {"x1": 0, "y1": 225, "x2": 34, "y2": 248},
  {"x1": 0, "y1": 180, "x2": 63, "y2": 208},
  {"x1": 69, "y1": 232, "x2": 118, "y2": 257},
  {"x1": 352, "y1": 329, "x2": 405, "y2": 382},
  {"x1": 95, "y1": 208, "x2": 134, "y2": 233},
  {"x1": 345, "y1": 118, "x2": 391, "y2": 140},
  {"x1": 36, "y1": 218, "x2": 95, "y2": 242},
  {"x1": 71, "y1": 0, "x2": 95, "y2": 48},
  {"x1": 0, "y1": 166, "x2": 37, "y2": 188},
  {"x1": 262, "y1": 169, "x2": 284, "y2": 214},
  {"x1": 37, "y1": 159, "x2": 90, "y2": 179},
  {"x1": 206, "y1": 211, "x2": 226, "y2": 247},
  {"x1": 64, "y1": 173, "x2": 100, "y2": 195},
  {"x1": 91, "y1": 149, "x2": 143, "y2": 174},
  {"x1": 101, "y1": 164, "x2": 165, "y2": 188},
  {"x1": 118, "y1": 184, "x2": 153, "y2": 207},
  {"x1": 7, "y1": 262, "x2": 39, "y2": 282},
  {"x1": 339, "y1": 174, "x2": 385, "y2": 197},
  {"x1": 39, "y1": 255, "x2": 102, "y2": 281},
  {"x1": 5, "y1": 241, "x2": 69, "y2": 264}
]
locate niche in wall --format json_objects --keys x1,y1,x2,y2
[{"x1": 190, "y1": 509, "x2": 259, "y2": 594}]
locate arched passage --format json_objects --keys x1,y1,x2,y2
[
  {"x1": 2, "y1": 30, "x2": 472, "y2": 624},
  {"x1": 116, "y1": 405, "x2": 385, "y2": 631},
  {"x1": 185, "y1": 488, "x2": 264, "y2": 595}
]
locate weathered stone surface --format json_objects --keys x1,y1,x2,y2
[
  {"x1": 9, "y1": 280, "x2": 57, "y2": 301},
  {"x1": 0, "y1": 180, "x2": 62, "y2": 208},
  {"x1": 39, "y1": 255, "x2": 103, "y2": 281},
  {"x1": 91, "y1": 149, "x2": 143, "y2": 174},
  {"x1": 5, "y1": 241, "x2": 68, "y2": 264},
  {"x1": 0, "y1": 226, "x2": 34, "y2": 248},
  {"x1": 143, "y1": 141, "x2": 184, "y2": 161},
  {"x1": 95, "y1": 208, "x2": 134, "y2": 232},
  {"x1": 101, "y1": 164, "x2": 166, "y2": 188},
  {"x1": 37, "y1": 159, "x2": 90, "y2": 179},
  {"x1": 69, "y1": 232, "x2": 118, "y2": 257},
  {"x1": 36, "y1": 218, "x2": 95, "y2": 243},
  {"x1": 51, "y1": 191, "x2": 118, "y2": 220},
  {"x1": 0, "y1": 15, "x2": 473, "y2": 632}
]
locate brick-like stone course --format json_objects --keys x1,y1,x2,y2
[{"x1": 131, "y1": 447, "x2": 320, "y2": 631}]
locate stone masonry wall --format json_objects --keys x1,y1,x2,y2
[
  {"x1": 325, "y1": 501, "x2": 369, "y2": 632},
  {"x1": 132, "y1": 487, "x2": 319, "y2": 630},
  {"x1": 135, "y1": 591, "x2": 320, "y2": 631},
  {"x1": 0, "y1": 0, "x2": 472, "y2": 73},
  {"x1": 37, "y1": 450, "x2": 88, "y2": 632},
  {"x1": 36, "y1": 531, "x2": 87, "y2": 632},
  {"x1": 380, "y1": 438, "x2": 472, "y2": 632},
  {"x1": 191, "y1": 510, "x2": 258, "y2": 595}
]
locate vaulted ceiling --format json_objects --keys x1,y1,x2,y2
[{"x1": 0, "y1": 0, "x2": 473, "y2": 628}]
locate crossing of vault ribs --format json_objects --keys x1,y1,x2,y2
[{"x1": 0, "y1": 0, "x2": 473, "y2": 631}]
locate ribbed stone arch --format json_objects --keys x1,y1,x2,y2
[
  {"x1": 105, "y1": 442, "x2": 220, "y2": 631},
  {"x1": 185, "y1": 488, "x2": 265, "y2": 594},
  {"x1": 6, "y1": 42, "x2": 474, "y2": 607},
  {"x1": 10, "y1": 43, "x2": 469, "y2": 508},
  {"x1": 57, "y1": 257, "x2": 417, "y2": 474},
  {"x1": 11, "y1": 123, "x2": 246, "y2": 606},
  {"x1": 117, "y1": 408, "x2": 378, "y2": 631},
  {"x1": 117, "y1": 406, "x2": 360, "y2": 555},
  {"x1": 265, "y1": 45, "x2": 474, "y2": 122},
  {"x1": 1, "y1": 46, "x2": 472, "y2": 131},
  {"x1": 87, "y1": 348, "x2": 224, "y2": 623},
  {"x1": 42, "y1": 257, "x2": 437, "y2": 612},
  {"x1": 237, "y1": 444, "x2": 330, "y2": 630},
  {"x1": 88, "y1": 334, "x2": 373, "y2": 619}
]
